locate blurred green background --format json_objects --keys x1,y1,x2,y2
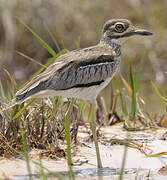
[{"x1": 0, "y1": 0, "x2": 167, "y2": 113}]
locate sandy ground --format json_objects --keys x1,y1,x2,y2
[{"x1": 1, "y1": 125, "x2": 167, "y2": 179}]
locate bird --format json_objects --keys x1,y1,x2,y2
[
  {"x1": 3, "y1": 19, "x2": 153, "y2": 109},
  {"x1": 0, "y1": 19, "x2": 152, "y2": 169}
]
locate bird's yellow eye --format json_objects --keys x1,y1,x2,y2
[{"x1": 115, "y1": 23, "x2": 125, "y2": 33}]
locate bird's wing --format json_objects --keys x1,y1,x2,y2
[
  {"x1": 15, "y1": 44, "x2": 116, "y2": 101},
  {"x1": 47, "y1": 53, "x2": 116, "y2": 90}
]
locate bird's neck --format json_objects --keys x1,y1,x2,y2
[{"x1": 100, "y1": 37, "x2": 121, "y2": 56}]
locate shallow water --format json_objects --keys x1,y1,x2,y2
[{"x1": 10, "y1": 167, "x2": 166, "y2": 180}]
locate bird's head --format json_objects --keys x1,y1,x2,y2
[{"x1": 102, "y1": 19, "x2": 152, "y2": 41}]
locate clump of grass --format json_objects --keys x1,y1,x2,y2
[
  {"x1": 0, "y1": 78, "x2": 76, "y2": 157},
  {"x1": 111, "y1": 51, "x2": 151, "y2": 130},
  {"x1": 109, "y1": 50, "x2": 167, "y2": 131},
  {"x1": 0, "y1": 47, "x2": 71, "y2": 158}
]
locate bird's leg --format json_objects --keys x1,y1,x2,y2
[
  {"x1": 64, "y1": 98, "x2": 75, "y2": 179},
  {"x1": 90, "y1": 103, "x2": 103, "y2": 168}
]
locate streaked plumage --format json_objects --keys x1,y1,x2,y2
[{"x1": 12, "y1": 19, "x2": 153, "y2": 106}]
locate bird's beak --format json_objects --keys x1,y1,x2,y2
[{"x1": 133, "y1": 29, "x2": 153, "y2": 36}]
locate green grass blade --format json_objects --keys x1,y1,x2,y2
[
  {"x1": 43, "y1": 22, "x2": 61, "y2": 52},
  {"x1": 119, "y1": 137, "x2": 129, "y2": 180},
  {"x1": 39, "y1": 156, "x2": 46, "y2": 180},
  {"x1": 129, "y1": 63, "x2": 136, "y2": 121},
  {"x1": 0, "y1": 80, "x2": 5, "y2": 97},
  {"x1": 21, "y1": 127, "x2": 32, "y2": 177},
  {"x1": 12, "y1": 99, "x2": 34, "y2": 120},
  {"x1": 76, "y1": 36, "x2": 80, "y2": 49},
  {"x1": 151, "y1": 81, "x2": 167, "y2": 105},
  {"x1": 17, "y1": 18, "x2": 57, "y2": 57},
  {"x1": 16, "y1": 51, "x2": 47, "y2": 68},
  {"x1": 78, "y1": 100, "x2": 87, "y2": 119}
]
